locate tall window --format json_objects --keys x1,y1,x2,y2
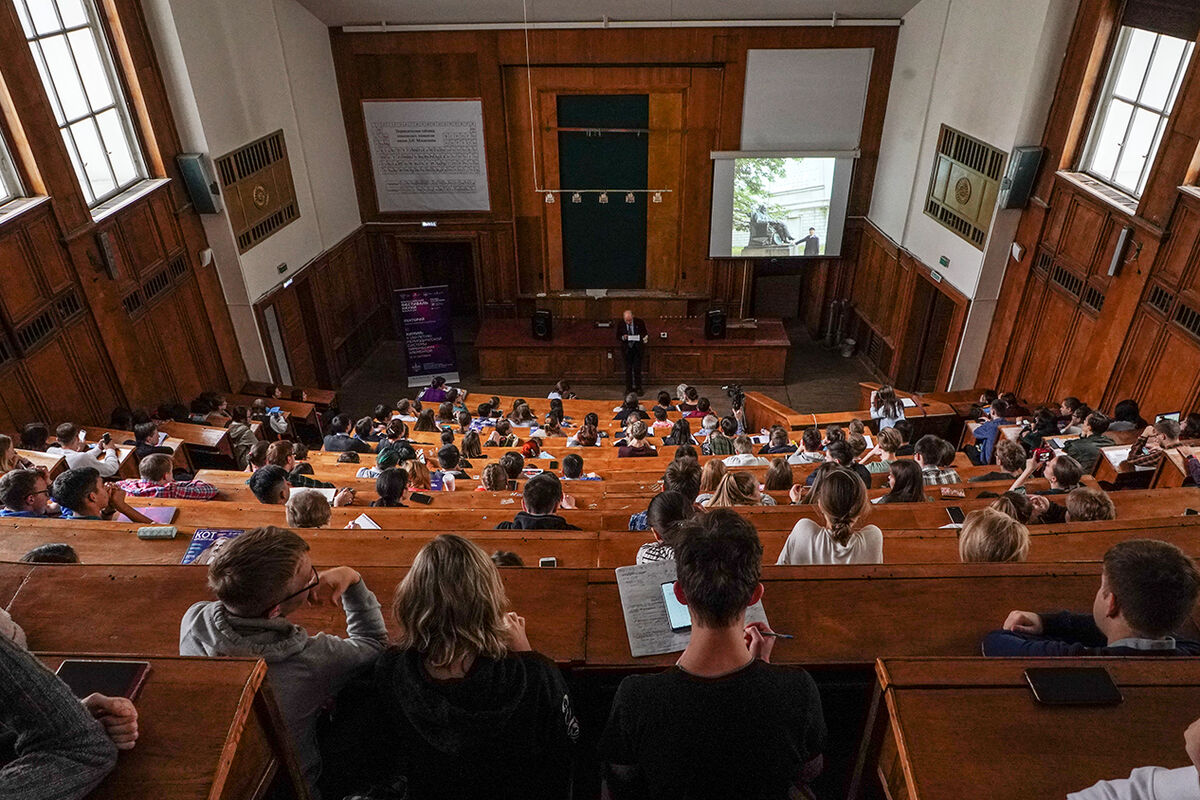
[
  {"x1": 0, "y1": 135, "x2": 21, "y2": 206},
  {"x1": 13, "y1": 0, "x2": 147, "y2": 207},
  {"x1": 1082, "y1": 26, "x2": 1194, "y2": 198}
]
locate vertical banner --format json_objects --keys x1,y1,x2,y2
[{"x1": 393, "y1": 286, "x2": 459, "y2": 388}]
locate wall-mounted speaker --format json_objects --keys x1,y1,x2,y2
[
  {"x1": 705, "y1": 308, "x2": 726, "y2": 340},
  {"x1": 999, "y1": 146, "x2": 1045, "y2": 210},
  {"x1": 176, "y1": 153, "x2": 223, "y2": 214},
  {"x1": 532, "y1": 309, "x2": 553, "y2": 340}
]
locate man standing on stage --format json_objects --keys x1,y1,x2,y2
[{"x1": 618, "y1": 309, "x2": 648, "y2": 395}]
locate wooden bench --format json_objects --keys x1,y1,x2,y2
[
  {"x1": 37, "y1": 653, "x2": 309, "y2": 800},
  {"x1": 242, "y1": 381, "x2": 338, "y2": 411}
]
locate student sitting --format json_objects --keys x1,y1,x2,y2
[
  {"x1": 966, "y1": 399, "x2": 1012, "y2": 465},
  {"x1": 416, "y1": 376, "x2": 449, "y2": 403},
  {"x1": 246, "y1": 441, "x2": 270, "y2": 473},
  {"x1": 370, "y1": 467, "x2": 409, "y2": 507},
  {"x1": 683, "y1": 397, "x2": 710, "y2": 420},
  {"x1": 547, "y1": 379, "x2": 575, "y2": 400},
  {"x1": 874, "y1": 460, "x2": 928, "y2": 504},
  {"x1": 615, "y1": 393, "x2": 649, "y2": 424},
  {"x1": 618, "y1": 420, "x2": 657, "y2": 457},
  {"x1": 116, "y1": 454, "x2": 217, "y2": 500},
  {"x1": 508, "y1": 402, "x2": 537, "y2": 428},
  {"x1": 0, "y1": 634, "x2": 143, "y2": 798},
  {"x1": 1018, "y1": 407, "x2": 1059, "y2": 453},
  {"x1": 477, "y1": 463, "x2": 509, "y2": 492},
  {"x1": 958, "y1": 508, "x2": 1029, "y2": 563},
  {"x1": 652, "y1": 390, "x2": 675, "y2": 415},
  {"x1": 649, "y1": 406, "x2": 673, "y2": 432},
  {"x1": 495, "y1": 473, "x2": 580, "y2": 530},
  {"x1": 486, "y1": 419, "x2": 521, "y2": 448},
  {"x1": 51, "y1": 467, "x2": 152, "y2": 523},
  {"x1": 982, "y1": 539, "x2": 1200, "y2": 657},
  {"x1": 565, "y1": 423, "x2": 598, "y2": 447},
  {"x1": 763, "y1": 457, "x2": 793, "y2": 492},
  {"x1": 859, "y1": 427, "x2": 902, "y2": 474},
  {"x1": 1108, "y1": 398, "x2": 1147, "y2": 432},
  {"x1": 324, "y1": 415, "x2": 373, "y2": 454},
  {"x1": 20, "y1": 543, "x2": 80, "y2": 564},
  {"x1": 677, "y1": 385, "x2": 700, "y2": 412},
  {"x1": 1062, "y1": 411, "x2": 1115, "y2": 473},
  {"x1": 915, "y1": 435, "x2": 962, "y2": 485},
  {"x1": 628, "y1": 460, "x2": 702, "y2": 531},
  {"x1": 869, "y1": 385, "x2": 906, "y2": 430},
  {"x1": 1068, "y1": 715, "x2": 1200, "y2": 799},
  {"x1": 286, "y1": 489, "x2": 335, "y2": 528},
  {"x1": 601, "y1": 509, "x2": 825, "y2": 799},
  {"x1": 1122, "y1": 418, "x2": 1183, "y2": 469},
  {"x1": 19, "y1": 422, "x2": 49, "y2": 453},
  {"x1": 786, "y1": 427, "x2": 826, "y2": 465},
  {"x1": 1009, "y1": 454, "x2": 1084, "y2": 515},
  {"x1": 181, "y1": 527, "x2": 387, "y2": 794},
  {"x1": 430, "y1": 444, "x2": 470, "y2": 491},
  {"x1": 0, "y1": 467, "x2": 57, "y2": 517},
  {"x1": 662, "y1": 418, "x2": 697, "y2": 447},
  {"x1": 758, "y1": 427, "x2": 797, "y2": 455},
  {"x1": 704, "y1": 471, "x2": 774, "y2": 509},
  {"x1": 704, "y1": 416, "x2": 738, "y2": 456},
  {"x1": 226, "y1": 406, "x2": 258, "y2": 469},
  {"x1": 724, "y1": 435, "x2": 771, "y2": 467},
  {"x1": 265, "y1": 441, "x2": 332, "y2": 490},
  {"x1": 249, "y1": 465, "x2": 292, "y2": 505},
  {"x1": 328, "y1": 534, "x2": 578, "y2": 800},
  {"x1": 778, "y1": 466, "x2": 881, "y2": 565},
  {"x1": 356, "y1": 446, "x2": 403, "y2": 480},
  {"x1": 1030, "y1": 485, "x2": 1116, "y2": 525},
  {"x1": 498, "y1": 451, "x2": 525, "y2": 481},
  {"x1": 989, "y1": 491, "x2": 1034, "y2": 525},
  {"x1": 413, "y1": 408, "x2": 439, "y2": 433},
  {"x1": 969, "y1": 438, "x2": 1027, "y2": 483},
  {"x1": 128, "y1": 422, "x2": 174, "y2": 461},
  {"x1": 694, "y1": 459, "x2": 727, "y2": 506},
  {"x1": 46, "y1": 423, "x2": 121, "y2": 477},
  {"x1": 805, "y1": 441, "x2": 872, "y2": 487},
  {"x1": 635, "y1": 490, "x2": 694, "y2": 564},
  {"x1": 561, "y1": 453, "x2": 599, "y2": 481}
]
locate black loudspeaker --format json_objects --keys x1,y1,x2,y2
[
  {"x1": 704, "y1": 308, "x2": 726, "y2": 340},
  {"x1": 532, "y1": 309, "x2": 553, "y2": 340},
  {"x1": 999, "y1": 146, "x2": 1045, "y2": 210},
  {"x1": 176, "y1": 153, "x2": 223, "y2": 214}
]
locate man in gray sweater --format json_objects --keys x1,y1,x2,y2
[{"x1": 180, "y1": 526, "x2": 388, "y2": 797}]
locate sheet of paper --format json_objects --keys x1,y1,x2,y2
[
  {"x1": 901, "y1": 398, "x2": 918, "y2": 408},
  {"x1": 351, "y1": 513, "x2": 380, "y2": 529},
  {"x1": 117, "y1": 506, "x2": 177, "y2": 524},
  {"x1": 309, "y1": 488, "x2": 336, "y2": 502},
  {"x1": 615, "y1": 560, "x2": 768, "y2": 658},
  {"x1": 1103, "y1": 446, "x2": 1132, "y2": 468},
  {"x1": 157, "y1": 432, "x2": 169, "y2": 446}
]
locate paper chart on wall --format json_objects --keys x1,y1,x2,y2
[{"x1": 362, "y1": 99, "x2": 490, "y2": 212}]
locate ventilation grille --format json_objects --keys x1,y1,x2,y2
[
  {"x1": 215, "y1": 132, "x2": 286, "y2": 188},
  {"x1": 142, "y1": 268, "x2": 171, "y2": 301},
  {"x1": 1148, "y1": 284, "x2": 1175, "y2": 316},
  {"x1": 1082, "y1": 284, "x2": 1105, "y2": 314},
  {"x1": 55, "y1": 290, "x2": 82, "y2": 321},
  {"x1": 0, "y1": 337, "x2": 12, "y2": 364},
  {"x1": 866, "y1": 332, "x2": 882, "y2": 362},
  {"x1": 1175, "y1": 302, "x2": 1200, "y2": 341},
  {"x1": 16, "y1": 310, "x2": 55, "y2": 352},
  {"x1": 122, "y1": 290, "x2": 144, "y2": 316},
  {"x1": 924, "y1": 125, "x2": 1006, "y2": 251},
  {"x1": 1034, "y1": 248, "x2": 1053, "y2": 276},
  {"x1": 236, "y1": 202, "x2": 298, "y2": 252},
  {"x1": 1050, "y1": 263, "x2": 1084, "y2": 298},
  {"x1": 167, "y1": 254, "x2": 187, "y2": 279},
  {"x1": 1067, "y1": 172, "x2": 1139, "y2": 213}
]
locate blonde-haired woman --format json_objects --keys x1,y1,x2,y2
[
  {"x1": 703, "y1": 471, "x2": 775, "y2": 509},
  {"x1": 859, "y1": 427, "x2": 903, "y2": 475},
  {"x1": 334, "y1": 534, "x2": 578, "y2": 798},
  {"x1": 777, "y1": 466, "x2": 882, "y2": 564},
  {"x1": 618, "y1": 419, "x2": 657, "y2": 457},
  {"x1": 959, "y1": 507, "x2": 1030, "y2": 563},
  {"x1": 0, "y1": 434, "x2": 32, "y2": 473}
]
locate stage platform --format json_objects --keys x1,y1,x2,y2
[{"x1": 475, "y1": 317, "x2": 790, "y2": 385}]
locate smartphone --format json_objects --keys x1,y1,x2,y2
[
  {"x1": 660, "y1": 581, "x2": 692, "y2": 633},
  {"x1": 409, "y1": 492, "x2": 433, "y2": 505},
  {"x1": 56, "y1": 659, "x2": 151, "y2": 701},
  {"x1": 100, "y1": 432, "x2": 112, "y2": 445},
  {"x1": 1025, "y1": 667, "x2": 1123, "y2": 706},
  {"x1": 1034, "y1": 447, "x2": 1053, "y2": 463},
  {"x1": 539, "y1": 557, "x2": 557, "y2": 568},
  {"x1": 946, "y1": 506, "x2": 966, "y2": 525},
  {"x1": 1187, "y1": 509, "x2": 1199, "y2": 516}
]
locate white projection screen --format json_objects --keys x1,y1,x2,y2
[{"x1": 708, "y1": 48, "x2": 872, "y2": 259}]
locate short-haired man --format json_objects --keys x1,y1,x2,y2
[
  {"x1": 966, "y1": 399, "x2": 1012, "y2": 465},
  {"x1": 627, "y1": 459, "x2": 702, "y2": 531},
  {"x1": 1009, "y1": 452, "x2": 1084, "y2": 520},
  {"x1": 430, "y1": 445, "x2": 470, "y2": 491},
  {"x1": 323, "y1": 414, "x2": 373, "y2": 454},
  {"x1": 180, "y1": 526, "x2": 387, "y2": 794},
  {"x1": 0, "y1": 467, "x2": 55, "y2": 517},
  {"x1": 703, "y1": 416, "x2": 737, "y2": 456},
  {"x1": 495, "y1": 473, "x2": 580, "y2": 530},
  {"x1": 982, "y1": 539, "x2": 1200, "y2": 656},
  {"x1": 1062, "y1": 412, "x2": 1115, "y2": 474},
  {"x1": 600, "y1": 509, "x2": 825, "y2": 797},
  {"x1": 1121, "y1": 418, "x2": 1183, "y2": 470},
  {"x1": 46, "y1": 423, "x2": 122, "y2": 478},
  {"x1": 249, "y1": 465, "x2": 292, "y2": 505},
  {"x1": 893, "y1": 419, "x2": 915, "y2": 456},
  {"x1": 51, "y1": 467, "x2": 152, "y2": 523},
  {"x1": 724, "y1": 435, "x2": 771, "y2": 467},
  {"x1": 116, "y1": 454, "x2": 218, "y2": 500},
  {"x1": 787, "y1": 427, "x2": 825, "y2": 465},
  {"x1": 617, "y1": 309, "x2": 648, "y2": 395},
  {"x1": 286, "y1": 489, "x2": 332, "y2": 528},
  {"x1": 969, "y1": 438, "x2": 1027, "y2": 483},
  {"x1": 561, "y1": 453, "x2": 599, "y2": 481},
  {"x1": 758, "y1": 427, "x2": 797, "y2": 456},
  {"x1": 914, "y1": 435, "x2": 962, "y2": 484},
  {"x1": 129, "y1": 422, "x2": 173, "y2": 460},
  {"x1": 267, "y1": 441, "x2": 335, "y2": 490}
]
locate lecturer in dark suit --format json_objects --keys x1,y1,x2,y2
[{"x1": 617, "y1": 309, "x2": 648, "y2": 394}]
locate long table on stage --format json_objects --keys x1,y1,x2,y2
[{"x1": 475, "y1": 316, "x2": 790, "y2": 384}]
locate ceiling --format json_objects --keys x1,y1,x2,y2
[{"x1": 293, "y1": 0, "x2": 921, "y2": 27}]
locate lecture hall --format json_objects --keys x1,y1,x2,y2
[{"x1": 1, "y1": 0, "x2": 1200, "y2": 798}]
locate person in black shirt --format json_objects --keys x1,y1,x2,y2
[
  {"x1": 495, "y1": 473, "x2": 580, "y2": 530},
  {"x1": 127, "y1": 422, "x2": 174, "y2": 460},
  {"x1": 893, "y1": 419, "x2": 915, "y2": 457},
  {"x1": 324, "y1": 414, "x2": 373, "y2": 454},
  {"x1": 600, "y1": 508, "x2": 825, "y2": 799}
]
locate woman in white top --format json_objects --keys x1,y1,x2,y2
[
  {"x1": 777, "y1": 466, "x2": 882, "y2": 565},
  {"x1": 869, "y1": 385, "x2": 906, "y2": 431}
]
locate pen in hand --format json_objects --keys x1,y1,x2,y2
[{"x1": 760, "y1": 631, "x2": 794, "y2": 639}]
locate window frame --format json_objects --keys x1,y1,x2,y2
[
  {"x1": 0, "y1": 130, "x2": 22, "y2": 206},
  {"x1": 1080, "y1": 24, "x2": 1194, "y2": 199},
  {"x1": 13, "y1": 0, "x2": 149, "y2": 208}
]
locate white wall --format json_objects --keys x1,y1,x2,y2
[
  {"x1": 868, "y1": 0, "x2": 1078, "y2": 388},
  {"x1": 141, "y1": 0, "x2": 360, "y2": 379}
]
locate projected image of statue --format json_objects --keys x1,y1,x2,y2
[{"x1": 732, "y1": 157, "x2": 832, "y2": 257}]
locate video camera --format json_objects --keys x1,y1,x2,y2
[{"x1": 723, "y1": 383, "x2": 745, "y2": 410}]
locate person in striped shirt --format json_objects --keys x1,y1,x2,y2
[{"x1": 116, "y1": 454, "x2": 218, "y2": 500}]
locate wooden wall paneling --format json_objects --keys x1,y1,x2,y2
[
  {"x1": 117, "y1": 201, "x2": 166, "y2": 279},
  {"x1": 1055, "y1": 192, "x2": 1108, "y2": 273},
  {"x1": 1139, "y1": 326, "x2": 1200, "y2": 414},
  {"x1": 22, "y1": 213, "x2": 72, "y2": 295},
  {"x1": 0, "y1": 225, "x2": 51, "y2": 324},
  {"x1": 58, "y1": 319, "x2": 122, "y2": 420},
  {"x1": 1108, "y1": 310, "x2": 1166, "y2": 404},
  {"x1": 645, "y1": 92, "x2": 684, "y2": 291},
  {"x1": 1160, "y1": 197, "x2": 1200, "y2": 290},
  {"x1": 679, "y1": 67, "x2": 724, "y2": 295},
  {"x1": 1016, "y1": 286, "x2": 1077, "y2": 404},
  {"x1": 1050, "y1": 309, "x2": 1099, "y2": 401},
  {"x1": 995, "y1": 269, "x2": 1048, "y2": 391}
]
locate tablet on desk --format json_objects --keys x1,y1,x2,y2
[{"x1": 56, "y1": 659, "x2": 151, "y2": 701}]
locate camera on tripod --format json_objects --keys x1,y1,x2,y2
[{"x1": 723, "y1": 383, "x2": 745, "y2": 410}]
